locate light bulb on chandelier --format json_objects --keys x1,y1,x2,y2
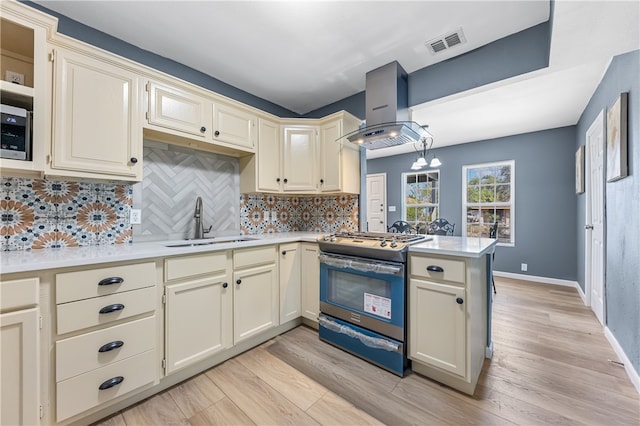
[{"x1": 410, "y1": 135, "x2": 441, "y2": 170}]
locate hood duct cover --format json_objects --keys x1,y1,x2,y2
[{"x1": 340, "y1": 61, "x2": 431, "y2": 149}]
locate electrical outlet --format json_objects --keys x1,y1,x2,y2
[
  {"x1": 5, "y1": 71, "x2": 24, "y2": 85},
  {"x1": 129, "y1": 209, "x2": 141, "y2": 224},
  {"x1": 521, "y1": 263, "x2": 528, "y2": 272}
]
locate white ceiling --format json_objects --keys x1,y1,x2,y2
[{"x1": 34, "y1": 1, "x2": 639, "y2": 158}]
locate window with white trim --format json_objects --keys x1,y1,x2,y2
[
  {"x1": 402, "y1": 170, "x2": 440, "y2": 232},
  {"x1": 463, "y1": 161, "x2": 514, "y2": 245}
]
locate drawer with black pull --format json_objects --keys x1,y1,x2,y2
[
  {"x1": 56, "y1": 262, "x2": 156, "y2": 304},
  {"x1": 409, "y1": 255, "x2": 466, "y2": 284},
  {"x1": 56, "y1": 315, "x2": 156, "y2": 381},
  {"x1": 56, "y1": 349, "x2": 156, "y2": 422},
  {"x1": 56, "y1": 286, "x2": 156, "y2": 335}
]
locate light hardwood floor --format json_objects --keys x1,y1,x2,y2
[{"x1": 95, "y1": 277, "x2": 639, "y2": 425}]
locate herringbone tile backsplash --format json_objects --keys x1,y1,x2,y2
[{"x1": 135, "y1": 141, "x2": 240, "y2": 242}]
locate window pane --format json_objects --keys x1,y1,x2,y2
[
  {"x1": 467, "y1": 169, "x2": 480, "y2": 185},
  {"x1": 466, "y1": 207, "x2": 480, "y2": 223},
  {"x1": 497, "y1": 166, "x2": 511, "y2": 183},
  {"x1": 480, "y1": 168, "x2": 495, "y2": 184},
  {"x1": 467, "y1": 186, "x2": 479, "y2": 203},
  {"x1": 406, "y1": 207, "x2": 416, "y2": 221},
  {"x1": 482, "y1": 208, "x2": 496, "y2": 224},
  {"x1": 467, "y1": 223, "x2": 481, "y2": 237},
  {"x1": 481, "y1": 185, "x2": 495, "y2": 202},
  {"x1": 496, "y1": 184, "x2": 510, "y2": 202}
]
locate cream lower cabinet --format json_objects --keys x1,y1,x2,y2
[
  {"x1": 164, "y1": 251, "x2": 233, "y2": 374},
  {"x1": 0, "y1": 277, "x2": 40, "y2": 426},
  {"x1": 233, "y1": 246, "x2": 278, "y2": 344},
  {"x1": 300, "y1": 243, "x2": 320, "y2": 322},
  {"x1": 54, "y1": 262, "x2": 158, "y2": 422},
  {"x1": 50, "y1": 45, "x2": 143, "y2": 181},
  {"x1": 408, "y1": 253, "x2": 488, "y2": 395},
  {"x1": 279, "y1": 243, "x2": 301, "y2": 324}
]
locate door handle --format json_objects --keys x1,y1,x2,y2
[{"x1": 585, "y1": 225, "x2": 594, "y2": 230}]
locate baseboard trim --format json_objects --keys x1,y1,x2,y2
[
  {"x1": 493, "y1": 271, "x2": 580, "y2": 289},
  {"x1": 604, "y1": 327, "x2": 640, "y2": 394}
]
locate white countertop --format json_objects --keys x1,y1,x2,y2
[
  {"x1": 408, "y1": 235, "x2": 497, "y2": 258},
  {"x1": 0, "y1": 232, "x2": 322, "y2": 275},
  {"x1": 1, "y1": 233, "x2": 497, "y2": 275}
]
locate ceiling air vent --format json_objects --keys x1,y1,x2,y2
[{"x1": 426, "y1": 28, "x2": 466, "y2": 55}]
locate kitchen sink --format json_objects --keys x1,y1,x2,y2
[{"x1": 164, "y1": 237, "x2": 258, "y2": 248}]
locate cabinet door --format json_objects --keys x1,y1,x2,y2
[
  {"x1": 279, "y1": 243, "x2": 301, "y2": 324},
  {"x1": 409, "y1": 278, "x2": 466, "y2": 378},
  {"x1": 165, "y1": 274, "x2": 232, "y2": 374},
  {"x1": 52, "y1": 48, "x2": 142, "y2": 179},
  {"x1": 212, "y1": 102, "x2": 255, "y2": 151},
  {"x1": 147, "y1": 80, "x2": 209, "y2": 137},
  {"x1": 1, "y1": 308, "x2": 39, "y2": 426},
  {"x1": 233, "y1": 263, "x2": 278, "y2": 344},
  {"x1": 282, "y1": 127, "x2": 318, "y2": 192},
  {"x1": 319, "y1": 119, "x2": 342, "y2": 192},
  {"x1": 257, "y1": 118, "x2": 281, "y2": 192},
  {"x1": 300, "y1": 243, "x2": 320, "y2": 322}
]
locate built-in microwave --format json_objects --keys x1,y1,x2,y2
[{"x1": 1, "y1": 103, "x2": 31, "y2": 161}]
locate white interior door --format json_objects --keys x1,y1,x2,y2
[
  {"x1": 366, "y1": 173, "x2": 387, "y2": 232},
  {"x1": 585, "y1": 110, "x2": 605, "y2": 325}
]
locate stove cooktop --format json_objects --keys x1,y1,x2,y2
[{"x1": 318, "y1": 231, "x2": 431, "y2": 262}]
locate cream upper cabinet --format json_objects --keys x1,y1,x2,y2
[
  {"x1": 282, "y1": 126, "x2": 318, "y2": 192},
  {"x1": 279, "y1": 243, "x2": 301, "y2": 324},
  {"x1": 146, "y1": 80, "x2": 255, "y2": 154},
  {"x1": 146, "y1": 80, "x2": 209, "y2": 138},
  {"x1": 0, "y1": 277, "x2": 40, "y2": 426},
  {"x1": 256, "y1": 118, "x2": 281, "y2": 192},
  {"x1": 300, "y1": 243, "x2": 320, "y2": 323},
  {"x1": 164, "y1": 252, "x2": 233, "y2": 375},
  {"x1": 212, "y1": 102, "x2": 256, "y2": 152},
  {"x1": 51, "y1": 46, "x2": 143, "y2": 181},
  {"x1": 233, "y1": 246, "x2": 278, "y2": 344},
  {"x1": 319, "y1": 113, "x2": 361, "y2": 194},
  {"x1": 0, "y1": 1, "x2": 55, "y2": 177}
]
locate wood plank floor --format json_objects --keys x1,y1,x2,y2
[{"x1": 95, "y1": 277, "x2": 639, "y2": 425}]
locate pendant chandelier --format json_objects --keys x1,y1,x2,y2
[{"x1": 410, "y1": 136, "x2": 441, "y2": 170}]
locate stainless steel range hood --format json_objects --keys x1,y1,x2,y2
[{"x1": 340, "y1": 61, "x2": 431, "y2": 150}]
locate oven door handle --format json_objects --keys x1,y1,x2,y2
[
  {"x1": 319, "y1": 315, "x2": 402, "y2": 353},
  {"x1": 319, "y1": 254, "x2": 403, "y2": 276}
]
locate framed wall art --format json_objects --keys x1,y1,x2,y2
[
  {"x1": 606, "y1": 92, "x2": 628, "y2": 182},
  {"x1": 575, "y1": 145, "x2": 585, "y2": 194}
]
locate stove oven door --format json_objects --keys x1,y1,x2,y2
[{"x1": 319, "y1": 253, "x2": 405, "y2": 341}]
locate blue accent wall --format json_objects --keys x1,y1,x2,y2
[
  {"x1": 367, "y1": 126, "x2": 578, "y2": 281},
  {"x1": 575, "y1": 49, "x2": 640, "y2": 373},
  {"x1": 23, "y1": 1, "x2": 298, "y2": 118}
]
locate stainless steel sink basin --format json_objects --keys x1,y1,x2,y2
[{"x1": 165, "y1": 237, "x2": 258, "y2": 248}]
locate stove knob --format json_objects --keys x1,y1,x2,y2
[
  {"x1": 380, "y1": 240, "x2": 387, "y2": 247},
  {"x1": 390, "y1": 241, "x2": 398, "y2": 248}
]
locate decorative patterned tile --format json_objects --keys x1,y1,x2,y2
[{"x1": 1, "y1": 176, "x2": 132, "y2": 251}]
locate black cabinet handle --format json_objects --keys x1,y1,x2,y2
[
  {"x1": 282, "y1": 250, "x2": 287, "y2": 256},
  {"x1": 427, "y1": 265, "x2": 444, "y2": 273},
  {"x1": 98, "y1": 376, "x2": 124, "y2": 390},
  {"x1": 98, "y1": 277, "x2": 124, "y2": 286},
  {"x1": 222, "y1": 282, "x2": 228, "y2": 288},
  {"x1": 98, "y1": 340, "x2": 124, "y2": 353},
  {"x1": 200, "y1": 126, "x2": 206, "y2": 133},
  {"x1": 276, "y1": 178, "x2": 281, "y2": 183},
  {"x1": 283, "y1": 178, "x2": 288, "y2": 183},
  {"x1": 130, "y1": 157, "x2": 138, "y2": 164},
  {"x1": 99, "y1": 303, "x2": 125, "y2": 314},
  {"x1": 214, "y1": 130, "x2": 220, "y2": 137},
  {"x1": 456, "y1": 297, "x2": 464, "y2": 305},
  {"x1": 236, "y1": 279, "x2": 242, "y2": 285},
  {"x1": 320, "y1": 179, "x2": 324, "y2": 184}
]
